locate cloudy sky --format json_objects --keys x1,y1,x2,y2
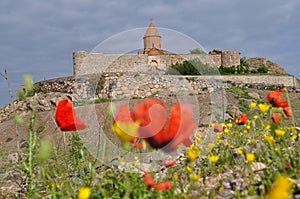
[{"x1": 1, "y1": 0, "x2": 299, "y2": 106}]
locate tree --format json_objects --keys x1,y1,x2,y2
[{"x1": 189, "y1": 48, "x2": 207, "y2": 54}]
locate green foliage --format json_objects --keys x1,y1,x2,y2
[
  {"x1": 189, "y1": 48, "x2": 207, "y2": 54},
  {"x1": 166, "y1": 59, "x2": 219, "y2": 75}
]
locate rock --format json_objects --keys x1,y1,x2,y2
[
  {"x1": 248, "y1": 92, "x2": 260, "y2": 100},
  {"x1": 7, "y1": 152, "x2": 20, "y2": 163},
  {"x1": 251, "y1": 162, "x2": 267, "y2": 172}
]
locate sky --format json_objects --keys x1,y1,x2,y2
[{"x1": 1, "y1": 0, "x2": 300, "y2": 107}]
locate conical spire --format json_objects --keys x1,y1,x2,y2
[{"x1": 143, "y1": 22, "x2": 161, "y2": 50}]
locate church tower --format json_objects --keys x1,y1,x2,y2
[{"x1": 143, "y1": 22, "x2": 161, "y2": 50}]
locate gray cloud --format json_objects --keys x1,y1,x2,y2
[{"x1": 1, "y1": 0, "x2": 300, "y2": 106}]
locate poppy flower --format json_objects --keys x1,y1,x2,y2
[
  {"x1": 144, "y1": 172, "x2": 155, "y2": 188},
  {"x1": 267, "y1": 91, "x2": 282, "y2": 105},
  {"x1": 213, "y1": 123, "x2": 223, "y2": 132},
  {"x1": 274, "y1": 100, "x2": 289, "y2": 108},
  {"x1": 235, "y1": 114, "x2": 247, "y2": 125},
  {"x1": 272, "y1": 113, "x2": 281, "y2": 125},
  {"x1": 283, "y1": 107, "x2": 292, "y2": 117},
  {"x1": 111, "y1": 104, "x2": 140, "y2": 143},
  {"x1": 154, "y1": 181, "x2": 172, "y2": 191},
  {"x1": 55, "y1": 99, "x2": 87, "y2": 131},
  {"x1": 159, "y1": 159, "x2": 176, "y2": 167},
  {"x1": 133, "y1": 99, "x2": 197, "y2": 152}
]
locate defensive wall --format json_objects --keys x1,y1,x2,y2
[{"x1": 73, "y1": 51, "x2": 240, "y2": 75}]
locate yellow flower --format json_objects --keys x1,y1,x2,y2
[
  {"x1": 259, "y1": 104, "x2": 270, "y2": 113},
  {"x1": 250, "y1": 102, "x2": 257, "y2": 109},
  {"x1": 186, "y1": 166, "x2": 193, "y2": 173},
  {"x1": 224, "y1": 129, "x2": 230, "y2": 133},
  {"x1": 208, "y1": 155, "x2": 219, "y2": 164},
  {"x1": 78, "y1": 187, "x2": 91, "y2": 199},
  {"x1": 226, "y1": 123, "x2": 233, "y2": 129},
  {"x1": 246, "y1": 125, "x2": 251, "y2": 130},
  {"x1": 263, "y1": 124, "x2": 271, "y2": 130},
  {"x1": 265, "y1": 174, "x2": 292, "y2": 199},
  {"x1": 264, "y1": 136, "x2": 275, "y2": 144},
  {"x1": 253, "y1": 115, "x2": 259, "y2": 120},
  {"x1": 280, "y1": 87, "x2": 288, "y2": 93},
  {"x1": 237, "y1": 149, "x2": 243, "y2": 155},
  {"x1": 275, "y1": 129, "x2": 285, "y2": 137},
  {"x1": 274, "y1": 147, "x2": 280, "y2": 152},
  {"x1": 191, "y1": 174, "x2": 201, "y2": 181},
  {"x1": 246, "y1": 153, "x2": 255, "y2": 163},
  {"x1": 111, "y1": 121, "x2": 140, "y2": 142},
  {"x1": 187, "y1": 145, "x2": 200, "y2": 161}
]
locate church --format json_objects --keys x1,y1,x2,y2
[{"x1": 73, "y1": 22, "x2": 240, "y2": 75}]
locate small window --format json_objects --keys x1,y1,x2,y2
[
  {"x1": 230, "y1": 55, "x2": 234, "y2": 62},
  {"x1": 152, "y1": 43, "x2": 154, "y2": 48}
]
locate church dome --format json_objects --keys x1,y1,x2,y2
[{"x1": 144, "y1": 22, "x2": 161, "y2": 37}]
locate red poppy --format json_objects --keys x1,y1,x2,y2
[
  {"x1": 154, "y1": 181, "x2": 172, "y2": 191},
  {"x1": 283, "y1": 107, "x2": 292, "y2": 117},
  {"x1": 133, "y1": 99, "x2": 197, "y2": 152},
  {"x1": 130, "y1": 139, "x2": 143, "y2": 149},
  {"x1": 144, "y1": 172, "x2": 155, "y2": 188},
  {"x1": 285, "y1": 163, "x2": 291, "y2": 169},
  {"x1": 272, "y1": 113, "x2": 281, "y2": 124},
  {"x1": 213, "y1": 123, "x2": 223, "y2": 132},
  {"x1": 267, "y1": 91, "x2": 282, "y2": 105},
  {"x1": 235, "y1": 114, "x2": 247, "y2": 125},
  {"x1": 274, "y1": 100, "x2": 289, "y2": 108},
  {"x1": 55, "y1": 98, "x2": 87, "y2": 131},
  {"x1": 267, "y1": 91, "x2": 289, "y2": 108},
  {"x1": 159, "y1": 159, "x2": 176, "y2": 167}
]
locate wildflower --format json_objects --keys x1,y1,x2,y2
[
  {"x1": 281, "y1": 87, "x2": 288, "y2": 93},
  {"x1": 274, "y1": 147, "x2": 280, "y2": 152},
  {"x1": 187, "y1": 145, "x2": 200, "y2": 161},
  {"x1": 264, "y1": 135, "x2": 275, "y2": 144},
  {"x1": 159, "y1": 160, "x2": 176, "y2": 167},
  {"x1": 144, "y1": 172, "x2": 155, "y2": 188},
  {"x1": 77, "y1": 187, "x2": 91, "y2": 199},
  {"x1": 191, "y1": 174, "x2": 201, "y2": 181},
  {"x1": 134, "y1": 99, "x2": 197, "y2": 152},
  {"x1": 263, "y1": 123, "x2": 271, "y2": 130},
  {"x1": 267, "y1": 91, "x2": 283, "y2": 105},
  {"x1": 283, "y1": 107, "x2": 292, "y2": 117},
  {"x1": 226, "y1": 123, "x2": 233, "y2": 129},
  {"x1": 213, "y1": 123, "x2": 223, "y2": 132},
  {"x1": 253, "y1": 115, "x2": 259, "y2": 120},
  {"x1": 208, "y1": 155, "x2": 219, "y2": 164},
  {"x1": 285, "y1": 163, "x2": 291, "y2": 170},
  {"x1": 272, "y1": 113, "x2": 281, "y2": 125},
  {"x1": 246, "y1": 125, "x2": 251, "y2": 130},
  {"x1": 55, "y1": 98, "x2": 87, "y2": 131},
  {"x1": 275, "y1": 129, "x2": 285, "y2": 137},
  {"x1": 265, "y1": 174, "x2": 293, "y2": 199},
  {"x1": 186, "y1": 166, "x2": 193, "y2": 173},
  {"x1": 223, "y1": 182, "x2": 231, "y2": 189},
  {"x1": 235, "y1": 114, "x2": 247, "y2": 125},
  {"x1": 154, "y1": 181, "x2": 172, "y2": 191},
  {"x1": 259, "y1": 104, "x2": 270, "y2": 114},
  {"x1": 250, "y1": 102, "x2": 256, "y2": 109},
  {"x1": 246, "y1": 153, "x2": 255, "y2": 163},
  {"x1": 237, "y1": 149, "x2": 243, "y2": 155}
]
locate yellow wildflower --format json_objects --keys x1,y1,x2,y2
[
  {"x1": 237, "y1": 149, "x2": 243, "y2": 155},
  {"x1": 253, "y1": 115, "x2": 259, "y2": 120},
  {"x1": 250, "y1": 102, "x2": 257, "y2": 109},
  {"x1": 246, "y1": 125, "x2": 251, "y2": 130},
  {"x1": 263, "y1": 124, "x2": 271, "y2": 130},
  {"x1": 208, "y1": 155, "x2": 219, "y2": 164},
  {"x1": 264, "y1": 135, "x2": 275, "y2": 144},
  {"x1": 246, "y1": 153, "x2": 255, "y2": 163},
  {"x1": 78, "y1": 187, "x2": 91, "y2": 199},
  {"x1": 111, "y1": 121, "x2": 140, "y2": 142},
  {"x1": 274, "y1": 147, "x2": 280, "y2": 152},
  {"x1": 226, "y1": 123, "x2": 233, "y2": 128},
  {"x1": 280, "y1": 87, "x2": 288, "y2": 93},
  {"x1": 224, "y1": 129, "x2": 230, "y2": 133},
  {"x1": 186, "y1": 166, "x2": 193, "y2": 173},
  {"x1": 187, "y1": 144, "x2": 200, "y2": 161},
  {"x1": 275, "y1": 129, "x2": 285, "y2": 137},
  {"x1": 191, "y1": 174, "x2": 201, "y2": 181},
  {"x1": 259, "y1": 104, "x2": 270, "y2": 113},
  {"x1": 265, "y1": 174, "x2": 292, "y2": 199}
]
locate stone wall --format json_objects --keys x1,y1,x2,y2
[
  {"x1": 73, "y1": 51, "x2": 240, "y2": 75},
  {"x1": 35, "y1": 74, "x2": 299, "y2": 102}
]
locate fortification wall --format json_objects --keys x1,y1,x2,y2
[{"x1": 73, "y1": 52, "x2": 228, "y2": 75}]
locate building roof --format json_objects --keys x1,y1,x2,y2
[{"x1": 144, "y1": 22, "x2": 161, "y2": 38}]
